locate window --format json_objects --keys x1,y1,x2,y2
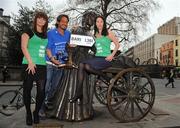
[
  {"x1": 160, "y1": 53, "x2": 162, "y2": 60},
  {"x1": 176, "y1": 49, "x2": 178, "y2": 57},
  {"x1": 176, "y1": 59, "x2": 178, "y2": 66},
  {"x1": 176, "y1": 40, "x2": 178, "y2": 46},
  {"x1": 168, "y1": 51, "x2": 171, "y2": 58}
]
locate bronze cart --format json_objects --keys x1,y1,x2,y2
[{"x1": 61, "y1": 54, "x2": 155, "y2": 122}]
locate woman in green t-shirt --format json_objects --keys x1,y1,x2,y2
[
  {"x1": 21, "y1": 11, "x2": 48, "y2": 125},
  {"x1": 70, "y1": 15, "x2": 120, "y2": 103}
]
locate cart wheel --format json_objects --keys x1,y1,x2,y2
[
  {"x1": 134, "y1": 58, "x2": 140, "y2": 66},
  {"x1": 147, "y1": 58, "x2": 158, "y2": 65},
  {"x1": 94, "y1": 79, "x2": 108, "y2": 105},
  {"x1": 141, "y1": 61, "x2": 148, "y2": 65},
  {"x1": 107, "y1": 68, "x2": 155, "y2": 122},
  {"x1": 94, "y1": 73, "x2": 114, "y2": 105}
]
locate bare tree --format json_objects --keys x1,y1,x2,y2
[{"x1": 62, "y1": 0, "x2": 159, "y2": 49}]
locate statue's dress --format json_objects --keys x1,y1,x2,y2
[{"x1": 45, "y1": 27, "x2": 95, "y2": 121}]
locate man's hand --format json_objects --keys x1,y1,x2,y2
[
  {"x1": 50, "y1": 57, "x2": 61, "y2": 65},
  {"x1": 69, "y1": 44, "x2": 77, "y2": 47}
]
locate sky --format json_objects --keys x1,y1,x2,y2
[
  {"x1": 0, "y1": 0, "x2": 180, "y2": 42},
  {"x1": 140, "y1": 0, "x2": 180, "y2": 40},
  {"x1": 0, "y1": 0, "x2": 66, "y2": 15}
]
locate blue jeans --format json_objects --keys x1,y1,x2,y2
[{"x1": 45, "y1": 64, "x2": 63, "y2": 102}]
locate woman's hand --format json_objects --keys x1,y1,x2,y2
[
  {"x1": 26, "y1": 62, "x2": 36, "y2": 75},
  {"x1": 105, "y1": 55, "x2": 114, "y2": 62}
]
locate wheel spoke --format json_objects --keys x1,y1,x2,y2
[
  {"x1": 122, "y1": 99, "x2": 130, "y2": 119},
  {"x1": 132, "y1": 74, "x2": 142, "y2": 89},
  {"x1": 112, "y1": 98, "x2": 128, "y2": 111},
  {"x1": 139, "y1": 92, "x2": 153, "y2": 95},
  {"x1": 138, "y1": 82, "x2": 149, "y2": 91},
  {"x1": 112, "y1": 86, "x2": 128, "y2": 94},
  {"x1": 97, "y1": 89, "x2": 108, "y2": 95},
  {"x1": 96, "y1": 85, "x2": 108, "y2": 88},
  {"x1": 138, "y1": 98, "x2": 151, "y2": 106},
  {"x1": 112, "y1": 95, "x2": 128, "y2": 99},
  {"x1": 134, "y1": 99, "x2": 144, "y2": 116},
  {"x1": 131, "y1": 100, "x2": 135, "y2": 118}
]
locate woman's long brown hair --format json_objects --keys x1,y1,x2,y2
[{"x1": 33, "y1": 11, "x2": 48, "y2": 36}]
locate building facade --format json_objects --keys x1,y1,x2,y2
[
  {"x1": 160, "y1": 40, "x2": 174, "y2": 65},
  {"x1": 158, "y1": 17, "x2": 180, "y2": 35},
  {"x1": 0, "y1": 8, "x2": 11, "y2": 65},
  {"x1": 0, "y1": 8, "x2": 21, "y2": 65},
  {"x1": 133, "y1": 34, "x2": 176, "y2": 64},
  {"x1": 174, "y1": 36, "x2": 180, "y2": 66}
]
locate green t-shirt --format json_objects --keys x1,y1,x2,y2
[
  {"x1": 22, "y1": 34, "x2": 48, "y2": 65},
  {"x1": 95, "y1": 36, "x2": 111, "y2": 57}
]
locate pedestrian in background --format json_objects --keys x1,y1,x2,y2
[
  {"x1": 2, "y1": 65, "x2": 9, "y2": 83},
  {"x1": 165, "y1": 69, "x2": 175, "y2": 88}
]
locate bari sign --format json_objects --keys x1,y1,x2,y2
[{"x1": 70, "y1": 34, "x2": 95, "y2": 47}]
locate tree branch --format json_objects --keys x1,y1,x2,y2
[{"x1": 107, "y1": 0, "x2": 141, "y2": 17}]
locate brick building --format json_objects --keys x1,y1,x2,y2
[
  {"x1": 160, "y1": 41, "x2": 174, "y2": 65},
  {"x1": 158, "y1": 17, "x2": 180, "y2": 35}
]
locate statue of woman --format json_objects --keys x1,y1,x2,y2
[{"x1": 45, "y1": 11, "x2": 97, "y2": 121}]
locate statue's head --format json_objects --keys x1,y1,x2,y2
[
  {"x1": 82, "y1": 11, "x2": 97, "y2": 31},
  {"x1": 71, "y1": 11, "x2": 97, "y2": 35}
]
